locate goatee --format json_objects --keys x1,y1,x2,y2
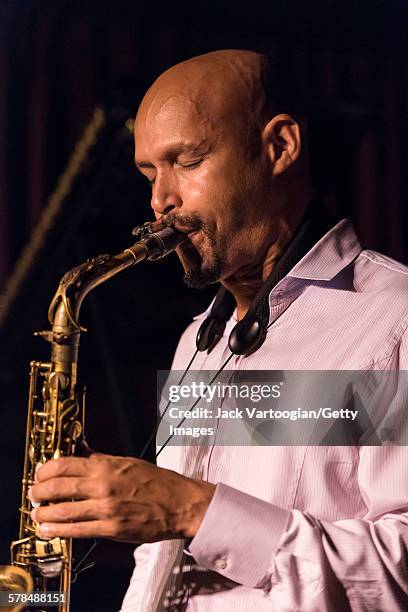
[{"x1": 183, "y1": 258, "x2": 223, "y2": 288}]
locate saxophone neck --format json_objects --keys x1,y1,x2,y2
[
  {"x1": 39, "y1": 221, "x2": 185, "y2": 370},
  {"x1": 48, "y1": 249, "x2": 142, "y2": 333},
  {"x1": 47, "y1": 221, "x2": 185, "y2": 335}
]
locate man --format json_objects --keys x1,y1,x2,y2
[{"x1": 30, "y1": 50, "x2": 408, "y2": 610}]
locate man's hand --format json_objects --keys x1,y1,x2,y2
[{"x1": 28, "y1": 454, "x2": 215, "y2": 543}]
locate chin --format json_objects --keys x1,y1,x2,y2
[
  {"x1": 177, "y1": 239, "x2": 223, "y2": 288},
  {"x1": 182, "y1": 259, "x2": 223, "y2": 288}
]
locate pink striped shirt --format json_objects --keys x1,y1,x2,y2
[{"x1": 120, "y1": 219, "x2": 408, "y2": 611}]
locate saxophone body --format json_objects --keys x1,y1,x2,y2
[{"x1": 0, "y1": 219, "x2": 184, "y2": 611}]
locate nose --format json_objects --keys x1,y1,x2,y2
[{"x1": 151, "y1": 170, "x2": 182, "y2": 216}]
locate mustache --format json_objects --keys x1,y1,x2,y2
[{"x1": 165, "y1": 212, "x2": 206, "y2": 234}]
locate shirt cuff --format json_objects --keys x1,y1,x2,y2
[{"x1": 188, "y1": 482, "x2": 290, "y2": 588}]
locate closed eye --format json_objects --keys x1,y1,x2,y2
[{"x1": 176, "y1": 158, "x2": 203, "y2": 169}]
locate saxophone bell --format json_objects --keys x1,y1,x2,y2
[{"x1": 0, "y1": 565, "x2": 33, "y2": 612}]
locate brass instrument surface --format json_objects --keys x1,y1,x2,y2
[{"x1": 1, "y1": 221, "x2": 185, "y2": 611}]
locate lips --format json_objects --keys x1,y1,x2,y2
[
  {"x1": 176, "y1": 229, "x2": 202, "y2": 253},
  {"x1": 173, "y1": 223, "x2": 201, "y2": 235},
  {"x1": 171, "y1": 224, "x2": 202, "y2": 246}
]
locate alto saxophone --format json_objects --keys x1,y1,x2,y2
[{"x1": 0, "y1": 219, "x2": 184, "y2": 612}]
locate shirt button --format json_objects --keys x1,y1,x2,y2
[{"x1": 214, "y1": 557, "x2": 227, "y2": 570}]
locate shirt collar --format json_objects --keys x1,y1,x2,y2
[
  {"x1": 194, "y1": 218, "x2": 362, "y2": 321},
  {"x1": 286, "y1": 218, "x2": 362, "y2": 281}
]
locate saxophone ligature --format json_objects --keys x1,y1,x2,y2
[{"x1": 0, "y1": 218, "x2": 185, "y2": 612}]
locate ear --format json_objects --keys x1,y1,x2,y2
[{"x1": 262, "y1": 114, "x2": 302, "y2": 176}]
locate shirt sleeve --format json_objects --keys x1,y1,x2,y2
[
  {"x1": 119, "y1": 543, "x2": 152, "y2": 612},
  {"x1": 189, "y1": 448, "x2": 408, "y2": 610},
  {"x1": 189, "y1": 338, "x2": 408, "y2": 610}
]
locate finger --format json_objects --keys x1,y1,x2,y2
[
  {"x1": 29, "y1": 477, "x2": 92, "y2": 502},
  {"x1": 38, "y1": 519, "x2": 122, "y2": 540},
  {"x1": 32, "y1": 499, "x2": 98, "y2": 524},
  {"x1": 36, "y1": 457, "x2": 92, "y2": 482}
]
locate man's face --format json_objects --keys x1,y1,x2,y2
[{"x1": 134, "y1": 88, "x2": 277, "y2": 287}]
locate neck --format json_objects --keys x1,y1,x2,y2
[
  {"x1": 222, "y1": 185, "x2": 314, "y2": 320},
  {"x1": 222, "y1": 218, "x2": 294, "y2": 320}
]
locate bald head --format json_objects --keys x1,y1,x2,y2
[{"x1": 136, "y1": 50, "x2": 275, "y2": 137}]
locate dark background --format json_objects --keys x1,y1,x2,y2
[{"x1": 0, "y1": 1, "x2": 407, "y2": 610}]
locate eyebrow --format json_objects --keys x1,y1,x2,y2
[
  {"x1": 135, "y1": 141, "x2": 208, "y2": 170},
  {"x1": 135, "y1": 160, "x2": 155, "y2": 170}
]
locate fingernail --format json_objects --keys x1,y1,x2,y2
[
  {"x1": 30, "y1": 507, "x2": 37, "y2": 522},
  {"x1": 28, "y1": 487, "x2": 40, "y2": 508},
  {"x1": 40, "y1": 523, "x2": 53, "y2": 537}
]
